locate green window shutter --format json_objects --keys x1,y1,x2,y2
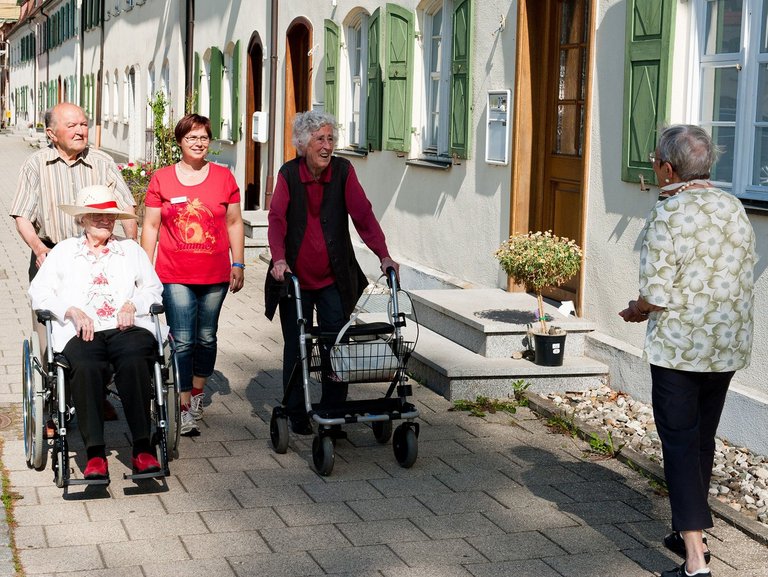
[
  {"x1": 324, "y1": 19, "x2": 339, "y2": 118},
  {"x1": 366, "y1": 8, "x2": 382, "y2": 151},
  {"x1": 382, "y1": 3, "x2": 413, "y2": 152},
  {"x1": 232, "y1": 40, "x2": 241, "y2": 142},
  {"x1": 194, "y1": 52, "x2": 201, "y2": 113},
  {"x1": 450, "y1": 0, "x2": 472, "y2": 159},
  {"x1": 210, "y1": 47, "x2": 223, "y2": 139},
  {"x1": 621, "y1": 0, "x2": 675, "y2": 183}
]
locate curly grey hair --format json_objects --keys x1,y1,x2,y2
[
  {"x1": 656, "y1": 124, "x2": 723, "y2": 181},
  {"x1": 291, "y1": 110, "x2": 338, "y2": 156}
]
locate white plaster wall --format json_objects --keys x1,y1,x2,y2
[{"x1": 98, "y1": 0, "x2": 184, "y2": 159}]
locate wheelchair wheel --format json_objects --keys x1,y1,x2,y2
[
  {"x1": 371, "y1": 420, "x2": 392, "y2": 444},
  {"x1": 52, "y1": 439, "x2": 67, "y2": 488},
  {"x1": 166, "y1": 383, "x2": 180, "y2": 460},
  {"x1": 312, "y1": 434, "x2": 335, "y2": 476},
  {"x1": 270, "y1": 408, "x2": 289, "y2": 454},
  {"x1": 393, "y1": 423, "x2": 418, "y2": 468},
  {"x1": 22, "y1": 335, "x2": 47, "y2": 471}
]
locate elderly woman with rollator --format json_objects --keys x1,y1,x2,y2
[
  {"x1": 29, "y1": 185, "x2": 164, "y2": 481},
  {"x1": 620, "y1": 125, "x2": 755, "y2": 577},
  {"x1": 265, "y1": 110, "x2": 399, "y2": 435}
]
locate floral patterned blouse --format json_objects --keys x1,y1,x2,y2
[
  {"x1": 639, "y1": 186, "x2": 755, "y2": 372},
  {"x1": 29, "y1": 234, "x2": 163, "y2": 352}
]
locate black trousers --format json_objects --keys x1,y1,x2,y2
[
  {"x1": 62, "y1": 327, "x2": 156, "y2": 450},
  {"x1": 651, "y1": 364, "x2": 734, "y2": 531},
  {"x1": 279, "y1": 283, "x2": 348, "y2": 417}
]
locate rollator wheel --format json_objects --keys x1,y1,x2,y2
[
  {"x1": 371, "y1": 420, "x2": 392, "y2": 444},
  {"x1": 393, "y1": 423, "x2": 418, "y2": 468},
  {"x1": 312, "y1": 435, "x2": 335, "y2": 476},
  {"x1": 22, "y1": 335, "x2": 47, "y2": 471},
  {"x1": 270, "y1": 408, "x2": 289, "y2": 454}
]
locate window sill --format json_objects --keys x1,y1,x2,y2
[
  {"x1": 405, "y1": 157, "x2": 452, "y2": 170},
  {"x1": 335, "y1": 147, "x2": 368, "y2": 158}
]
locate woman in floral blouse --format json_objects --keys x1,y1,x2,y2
[
  {"x1": 619, "y1": 125, "x2": 755, "y2": 577},
  {"x1": 29, "y1": 185, "x2": 164, "y2": 482}
]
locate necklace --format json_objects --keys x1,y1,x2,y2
[{"x1": 659, "y1": 179, "x2": 711, "y2": 198}]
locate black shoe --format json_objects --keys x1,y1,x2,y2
[
  {"x1": 290, "y1": 418, "x2": 313, "y2": 435},
  {"x1": 661, "y1": 562, "x2": 711, "y2": 577},
  {"x1": 663, "y1": 532, "x2": 711, "y2": 564}
]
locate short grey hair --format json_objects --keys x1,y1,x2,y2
[
  {"x1": 291, "y1": 110, "x2": 338, "y2": 156},
  {"x1": 657, "y1": 124, "x2": 722, "y2": 181}
]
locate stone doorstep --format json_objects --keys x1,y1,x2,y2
[
  {"x1": 400, "y1": 320, "x2": 609, "y2": 401},
  {"x1": 409, "y1": 288, "x2": 595, "y2": 358},
  {"x1": 524, "y1": 392, "x2": 768, "y2": 549}
]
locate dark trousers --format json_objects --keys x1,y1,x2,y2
[
  {"x1": 279, "y1": 283, "x2": 348, "y2": 417},
  {"x1": 651, "y1": 364, "x2": 734, "y2": 531},
  {"x1": 62, "y1": 327, "x2": 156, "y2": 450}
]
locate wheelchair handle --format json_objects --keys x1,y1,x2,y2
[
  {"x1": 35, "y1": 309, "x2": 54, "y2": 324},
  {"x1": 150, "y1": 303, "x2": 165, "y2": 315}
]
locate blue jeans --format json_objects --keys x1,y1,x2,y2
[{"x1": 162, "y1": 283, "x2": 228, "y2": 393}]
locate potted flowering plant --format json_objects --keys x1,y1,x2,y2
[
  {"x1": 494, "y1": 231, "x2": 582, "y2": 365},
  {"x1": 118, "y1": 162, "x2": 155, "y2": 218}
]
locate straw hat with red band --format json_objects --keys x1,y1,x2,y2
[{"x1": 59, "y1": 184, "x2": 137, "y2": 220}]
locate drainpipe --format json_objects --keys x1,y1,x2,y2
[
  {"x1": 40, "y1": 4, "x2": 48, "y2": 122},
  {"x1": 184, "y1": 0, "x2": 194, "y2": 108},
  {"x1": 26, "y1": 16, "x2": 36, "y2": 127},
  {"x1": 264, "y1": 0, "x2": 278, "y2": 210},
  {"x1": 95, "y1": 0, "x2": 105, "y2": 147}
]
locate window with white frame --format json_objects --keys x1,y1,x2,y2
[
  {"x1": 199, "y1": 51, "x2": 211, "y2": 117},
  {"x1": 122, "y1": 69, "x2": 131, "y2": 122},
  {"x1": 113, "y1": 69, "x2": 119, "y2": 122},
  {"x1": 103, "y1": 71, "x2": 110, "y2": 122},
  {"x1": 693, "y1": 0, "x2": 768, "y2": 204},
  {"x1": 421, "y1": 0, "x2": 452, "y2": 156},
  {"x1": 222, "y1": 45, "x2": 234, "y2": 141},
  {"x1": 160, "y1": 59, "x2": 170, "y2": 124},
  {"x1": 346, "y1": 13, "x2": 368, "y2": 148}
]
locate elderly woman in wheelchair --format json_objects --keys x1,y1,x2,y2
[{"x1": 24, "y1": 184, "x2": 178, "y2": 487}]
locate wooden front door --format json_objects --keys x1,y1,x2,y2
[
  {"x1": 283, "y1": 20, "x2": 312, "y2": 163},
  {"x1": 245, "y1": 35, "x2": 263, "y2": 210},
  {"x1": 512, "y1": 0, "x2": 593, "y2": 305}
]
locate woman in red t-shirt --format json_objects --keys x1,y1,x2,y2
[{"x1": 141, "y1": 114, "x2": 245, "y2": 437}]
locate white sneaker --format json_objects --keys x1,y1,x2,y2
[
  {"x1": 189, "y1": 393, "x2": 204, "y2": 421},
  {"x1": 180, "y1": 409, "x2": 200, "y2": 436}
]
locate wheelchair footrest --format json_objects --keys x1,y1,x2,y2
[
  {"x1": 68, "y1": 478, "x2": 110, "y2": 486},
  {"x1": 124, "y1": 470, "x2": 166, "y2": 481}
]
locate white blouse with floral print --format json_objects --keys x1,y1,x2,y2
[
  {"x1": 639, "y1": 186, "x2": 755, "y2": 372},
  {"x1": 29, "y1": 234, "x2": 163, "y2": 352}
]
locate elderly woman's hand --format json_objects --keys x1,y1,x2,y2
[
  {"x1": 380, "y1": 257, "x2": 400, "y2": 281},
  {"x1": 271, "y1": 259, "x2": 292, "y2": 281},
  {"x1": 117, "y1": 301, "x2": 136, "y2": 330},
  {"x1": 65, "y1": 307, "x2": 95, "y2": 341}
]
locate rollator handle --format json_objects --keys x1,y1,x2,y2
[{"x1": 385, "y1": 267, "x2": 399, "y2": 291}]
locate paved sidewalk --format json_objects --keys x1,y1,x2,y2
[{"x1": 0, "y1": 132, "x2": 765, "y2": 577}]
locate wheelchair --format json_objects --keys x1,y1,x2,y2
[{"x1": 22, "y1": 304, "x2": 180, "y2": 488}]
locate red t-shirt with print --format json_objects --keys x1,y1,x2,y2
[{"x1": 145, "y1": 163, "x2": 240, "y2": 284}]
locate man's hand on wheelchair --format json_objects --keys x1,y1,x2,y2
[{"x1": 65, "y1": 307, "x2": 95, "y2": 341}]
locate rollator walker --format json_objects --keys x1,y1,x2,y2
[{"x1": 270, "y1": 267, "x2": 420, "y2": 476}]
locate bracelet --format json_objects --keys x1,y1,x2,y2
[{"x1": 232, "y1": 262, "x2": 246, "y2": 269}]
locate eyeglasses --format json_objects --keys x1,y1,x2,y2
[
  {"x1": 86, "y1": 213, "x2": 118, "y2": 222},
  {"x1": 649, "y1": 151, "x2": 676, "y2": 172},
  {"x1": 184, "y1": 135, "x2": 211, "y2": 144}
]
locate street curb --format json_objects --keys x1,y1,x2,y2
[{"x1": 523, "y1": 391, "x2": 768, "y2": 547}]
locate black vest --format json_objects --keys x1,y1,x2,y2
[{"x1": 264, "y1": 156, "x2": 368, "y2": 320}]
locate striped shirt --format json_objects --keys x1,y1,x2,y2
[{"x1": 10, "y1": 145, "x2": 135, "y2": 244}]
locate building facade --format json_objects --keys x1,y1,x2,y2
[{"x1": 6, "y1": 0, "x2": 768, "y2": 454}]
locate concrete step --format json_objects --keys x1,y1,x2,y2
[
  {"x1": 242, "y1": 209, "x2": 268, "y2": 245},
  {"x1": 405, "y1": 322, "x2": 609, "y2": 401},
  {"x1": 409, "y1": 288, "x2": 596, "y2": 358}
]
